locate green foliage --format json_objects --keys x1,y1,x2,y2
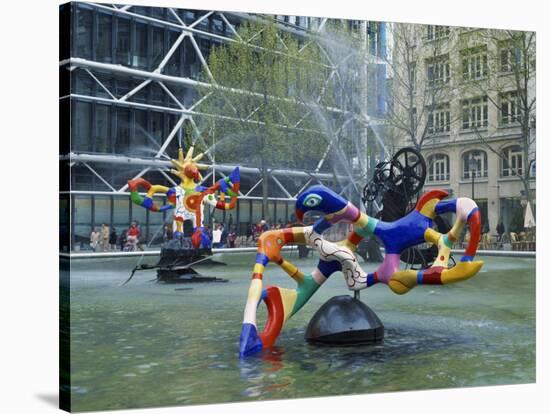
[{"x1": 194, "y1": 22, "x2": 335, "y2": 171}]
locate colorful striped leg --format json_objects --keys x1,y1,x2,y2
[
  {"x1": 173, "y1": 217, "x2": 184, "y2": 238},
  {"x1": 239, "y1": 228, "x2": 308, "y2": 357},
  {"x1": 389, "y1": 199, "x2": 484, "y2": 294}
]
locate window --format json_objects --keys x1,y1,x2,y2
[
  {"x1": 116, "y1": 17, "x2": 131, "y2": 65},
  {"x1": 133, "y1": 109, "x2": 149, "y2": 154},
  {"x1": 183, "y1": 11, "x2": 195, "y2": 25},
  {"x1": 501, "y1": 145, "x2": 523, "y2": 177},
  {"x1": 115, "y1": 79, "x2": 131, "y2": 99},
  {"x1": 97, "y1": 13, "x2": 113, "y2": 63},
  {"x1": 150, "y1": 111, "x2": 165, "y2": 144},
  {"x1": 193, "y1": 12, "x2": 210, "y2": 31},
  {"x1": 499, "y1": 40, "x2": 523, "y2": 73},
  {"x1": 151, "y1": 26, "x2": 165, "y2": 69},
  {"x1": 212, "y1": 17, "x2": 225, "y2": 34},
  {"x1": 427, "y1": 103, "x2": 450, "y2": 134},
  {"x1": 426, "y1": 25, "x2": 450, "y2": 41},
  {"x1": 368, "y1": 22, "x2": 378, "y2": 55},
  {"x1": 462, "y1": 150, "x2": 488, "y2": 179},
  {"x1": 72, "y1": 100, "x2": 92, "y2": 152},
  {"x1": 94, "y1": 104, "x2": 111, "y2": 153},
  {"x1": 461, "y1": 96, "x2": 488, "y2": 130},
  {"x1": 427, "y1": 54, "x2": 450, "y2": 87},
  {"x1": 114, "y1": 107, "x2": 130, "y2": 154},
  {"x1": 75, "y1": 7, "x2": 93, "y2": 59},
  {"x1": 94, "y1": 196, "x2": 111, "y2": 227},
  {"x1": 74, "y1": 195, "x2": 93, "y2": 243},
  {"x1": 348, "y1": 20, "x2": 361, "y2": 32},
  {"x1": 500, "y1": 91, "x2": 521, "y2": 125},
  {"x1": 165, "y1": 30, "x2": 182, "y2": 76},
  {"x1": 427, "y1": 154, "x2": 450, "y2": 182},
  {"x1": 183, "y1": 37, "x2": 197, "y2": 68},
  {"x1": 461, "y1": 47, "x2": 487, "y2": 81},
  {"x1": 113, "y1": 196, "x2": 131, "y2": 231},
  {"x1": 73, "y1": 71, "x2": 93, "y2": 95},
  {"x1": 134, "y1": 22, "x2": 148, "y2": 69},
  {"x1": 94, "y1": 74, "x2": 113, "y2": 100}
]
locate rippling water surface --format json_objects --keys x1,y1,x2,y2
[{"x1": 68, "y1": 253, "x2": 535, "y2": 411}]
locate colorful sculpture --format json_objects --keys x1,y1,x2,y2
[
  {"x1": 128, "y1": 146, "x2": 240, "y2": 248},
  {"x1": 239, "y1": 185, "x2": 483, "y2": 357}
]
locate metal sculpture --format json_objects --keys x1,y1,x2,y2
[
  {"x1": 362, "y1": 147, "x2": 426, "y2": 220},
  {"x1": 239, "y1": 184, "x2": 483, "y2": 357}
]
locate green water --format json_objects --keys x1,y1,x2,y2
[{"x1": 68, "y1": 253, "x2": 535, "y2": 411}]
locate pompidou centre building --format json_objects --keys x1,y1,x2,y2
[{"x1": 60, "y1": 2, "x2": 389, "y2": 251}]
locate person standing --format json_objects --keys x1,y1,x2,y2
[
  {"x1": 212, "y1": 224, "x2": 222, "y2": 248},
  {"x1": 162, "y1": 224, "x2": 173, "y2": 243},
  {"x1": 109, "y1": 227, "x2": 118, "y2": 251},
  {"x1": 497, "y1": 221, "x2": 505, "y2": 242},
  {"x1": 253, "y1": 222, "x2": 262, "y2": 240},
  {"x1": 126, "y1": 221, "x2": 140, "y2": 251},
  {"x1": 219, "y1": 223, "x2": 228, "y2": 248},
  {"x1": 89, "y1": 228, "x2": 100, "y2": 252},
  {"x1": 136, "y1": 221, "x2": 144, "y2": 251},
  {"x1": 228, "y1": 226, "x2": 237, "y2": 248},
  {"x1": 100, "y1": 223, "x2": 110, "y2": 252},
  {"x1": 119, "y1": 229, "x2": 127, "y2": 251}
]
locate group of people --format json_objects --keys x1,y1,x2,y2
[
  {"x1": 89, "y1": 221, "x2": 143, "y2": 252},
  {"x1": 89, "y1": 218, "x2": 295, "y2": 253},
  {"x1": 89, "y1": 223, "x2": 117, "y2": 252},
  {"x1": 160, "y1": 221, "x2": 239, "y2": 249},
  {"x1": 246, "y1": 219, "x2": 293, "y2": 241}
]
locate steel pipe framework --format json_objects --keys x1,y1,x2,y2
[{"x1": 62, "y1": 3, "x2": 388, "y2": 206}]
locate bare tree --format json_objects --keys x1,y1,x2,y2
[
  {"x1": 458, "y1": 28, "x2": 536, "y2": 208},
  {"x1": 385, "y1": 23, "x2": 460, "y2": 152}
]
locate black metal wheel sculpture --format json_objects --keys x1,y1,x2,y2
[
  {"x1": 391, "y1": 147, "x2": 426, "y2": 199},
  {"x1": 362, "y1": 147, "x2": 426, "y2": 211}
]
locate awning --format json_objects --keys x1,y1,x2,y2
[{"x1": 524, "y1": 201, "x2": 536, "y2": 228}]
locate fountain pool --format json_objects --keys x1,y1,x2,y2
[{"x1": 66, "y1": 252, "x2": 535, "y2": 411}]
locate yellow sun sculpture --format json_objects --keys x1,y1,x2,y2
[
  {"x1": 169, "y1": 147, "x2": 209, "y2": 189},
  {"x1": 128, "y1": 146, "x2": 240, "y2": 249}
]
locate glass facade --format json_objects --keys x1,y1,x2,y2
[{"x1": 61, "y1": 3, "x2": 387, "y2": 251}]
